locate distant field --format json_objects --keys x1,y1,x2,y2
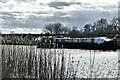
[{"x1": 64, "y1": 49, "x2": 118, "y2": 78}]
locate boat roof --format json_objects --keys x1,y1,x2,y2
[
  {"x1": 95, "y1": 37, "x2": 112, "y2": 41},
  {"x1": 54, "y1": 37, "x2": 112, "y2": 41},
  {"x1": 36, "y1": 36, "x2": 113, "y2": 42}
]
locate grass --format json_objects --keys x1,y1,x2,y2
[{"x1": 1, "y1": 45, "x2": 119, "y2": 80}]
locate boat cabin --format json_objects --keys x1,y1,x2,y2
[{"x1": 52, "y1": 37, "x2": 112, "y2": 44}]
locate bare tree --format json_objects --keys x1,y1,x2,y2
[
  {"x1": 43, "y1": 23, "x2": 69, "y2": 35},
  {"x1": 110, "y1": 17, "x2": 120, "y2": 34},
  {"x1": 44, "y1": 24, "x2": 53, "y2": 34}
]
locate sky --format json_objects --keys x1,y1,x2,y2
[{"x1": 0, "y1": 0, "x2": 119, "y2": 34}]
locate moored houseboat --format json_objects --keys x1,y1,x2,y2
[{"x1": 36, "y1": 36, "x2": 118, "y2": 51}]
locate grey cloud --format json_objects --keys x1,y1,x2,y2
[
  {"x1": 48, "y1": 2, "x2": 80, "y2": 9},
  {"x1": 15, "y1": 0, "x2": 36, "y2": 3},
  {"x1": 0, "y1": 0, "x2": 9, "y2": 3},
  {"x1": 28, "y1": 10, "x2": 117, "y2": 28},
  {"x1": 1, "y1": 5, "x2": 117, "y2": 30},
  {"x1": 1, "y1": 12, "x2": 53, "y2": 29},
  {"x1": 1, "y1": 11, "x2": 67, "y2": 29},
  {"x1": 59, "y1": 10, "x2": 117, "y2": 28},
  {"x1": 1, "y1": 12, "x2": 39, "y2": 28},
  {"x1": 48, "y1": 1, "x2": 118, "y2": 11},
  {"x1": 1, "y1": 0, "x2": 118, "y2": 34},
  {"x1": 102, "y1": 5, "x2": 117, "y2": 8}
]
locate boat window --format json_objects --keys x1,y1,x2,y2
[
  {"x1": 79, "y1": 39, "x2": 81, "y2": 42},
  {"x1": 86, "y1": 38, "x2": 91, "y2": 42},
  {"x1": 94, "y1": 39, "x2": 98, "y2": 43},
  {"x1": 65, "y1": 39, "x2": 68, "y2": 42},
  {"x1": 58, "y1": 39, "x2": 61, "y2": 42},
  {"x1": 73, "y1": 39, "x2": 77, "y2": 42},
  {"x1": 99, "y1": 38, "x2": 105, "y2": 43},
  {"x1": 94, "y1": 38, "x2": 105, "y2": 44},
  {"x1": 68, "y1": 39, "x2": 71, "y2": 42}
]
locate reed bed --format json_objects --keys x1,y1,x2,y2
[
  {"x1": 1, "y1": 45, "x2": 80, "y2": 80},
  {"x1": 1, "y1": 45, "x2": 118, "y2": 80}
]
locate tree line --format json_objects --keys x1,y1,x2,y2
[
  {"x1": 43, "y1": 17, "x2": 120, "y2": 38},
  {"x1": 1, "y1": 17, "x2": 120, "y2": 45}
]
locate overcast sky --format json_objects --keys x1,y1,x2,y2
[{"x1": 0, "y1": 0, "x2": 119, "y2": 34}]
